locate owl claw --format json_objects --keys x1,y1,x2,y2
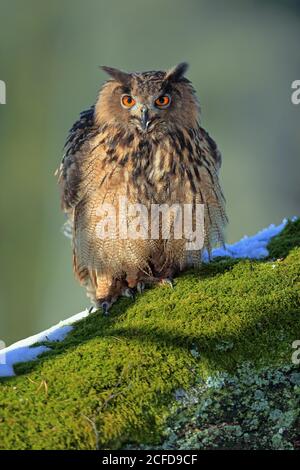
[
  {"x1": 122, "y1": 287, "x2": 136, "y2": 300},
  {"x1": 160, "y1": 278, "x2": 174, "y2": 288},
  {"x1": 136, "y1": 281, "x2": 145, "y2": 294},
  {"x1": 100, "y1": 301, "x2": 111, "y2": 316}
]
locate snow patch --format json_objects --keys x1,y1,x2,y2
[
  {"x1": 0, "y1": 310, "x2": 90, "y2": 377},
  {"x1": 203, "y1": 219, "x2": 290, "y2": 261}
]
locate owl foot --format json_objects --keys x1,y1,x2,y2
[
  {"x1": 122, "y1": 287, "x2": 136, "y2": 300},
  {"x1": 95, "y1": 298, "x2": 113, "y2": 316},
  {"x1": 136, "y1": 281, "x2": 145, "y2": 294},
  {"x1": 122, "y1": 282, "x2": 145, "y2": 299},
  {"x1": 100, "y1": 301, "x2": 111, "y2": 316},
  {"x1": 159, "y1": 277, "x2": 174, "y2": 288}
]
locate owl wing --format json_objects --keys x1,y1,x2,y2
[
  {"x1": 198, "y1": 126, "x2": 222, "y2": 172},
  {"x1": 194, "y1": 126, "x2": 228, "y2": 251},
  {"x1": 57, "y1": 105, "x2": 97, "y2": 212}
]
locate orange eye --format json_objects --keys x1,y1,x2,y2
[
  {"x1": 155, "y1": 95, "x2": 171, "y2": 108},
  {"x1": 121, "y1": 95, "x2": 136, "y2": 108}
]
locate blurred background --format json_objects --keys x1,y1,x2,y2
[{"x1": 0, "y1": 0, "x2": 299, "y2": 345}]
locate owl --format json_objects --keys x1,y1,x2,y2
[{"x1": 57, "y1": 63, "x2": 227, "y2": 313}]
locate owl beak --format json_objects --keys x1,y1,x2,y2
[{"x1": 140, "y1": 106, "x2": 150, "y2": 131}]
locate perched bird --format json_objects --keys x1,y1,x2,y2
[{"x1": 57, "y1": 63, "x2": 227, "y2": 313}]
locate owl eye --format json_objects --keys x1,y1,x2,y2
[
  {"x1": 121, "y1": 94, "x2": 136, "y2": 108},
  {"x1": 155, "y1": 95, "x2": 171, "y2": 108}
]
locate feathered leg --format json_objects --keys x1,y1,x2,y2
[
  {"x1": 94, "y1": 273, "x2": 119, "y2": 314},
  {"x1": 122, "y1": 269, "x2": 145, "y2": 298}
]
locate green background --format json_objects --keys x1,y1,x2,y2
[{"x1": 0, "y1": 0, "x2": 299, "y2": 345}]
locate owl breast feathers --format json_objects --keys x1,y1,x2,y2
[{"x1": 57, "y1": 62, "x2": 227, "y2": 312}]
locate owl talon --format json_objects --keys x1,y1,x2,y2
[
  {"x1": 136, "y1": 281, "x2": 145, "y2": 294},
  {"x1": 122, "y1": 287, "x2": 136, "y2": 300},
  {"x1": 160, "y1": 278, "x2": 174, "y2": 288},
  {"x1": 100, "y1": 301, "x2": 111, "y2": 316}
]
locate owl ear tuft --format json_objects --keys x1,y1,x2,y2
[
  {"x1": 165, "y1": 62, "x2": 189, "y2": 82},
  {"x1": 101, "y1": 66, "x2": 131, "y2": 86}
]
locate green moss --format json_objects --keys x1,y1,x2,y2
[{"x1": 0, "y1": 220, "x2": 299, "y2": 450}]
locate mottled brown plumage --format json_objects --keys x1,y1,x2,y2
[{"x1": 57, "y1": 63, "x2": 227, "y2": 312}]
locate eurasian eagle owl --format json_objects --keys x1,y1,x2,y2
[{"x1": 57, "y1": 63, "x2": 227, "y2": 313}]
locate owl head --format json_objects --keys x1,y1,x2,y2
[{"x1": 95, "y1": 63, "x2": 200, "y2": 133}]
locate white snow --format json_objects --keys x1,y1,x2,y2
[
  {"x1": 0, "y1": 310, "x2": 91, "y2": 377},
  {"x1": 203, "y1": 218, "x2": 292, "y2": 262},
  {"x1": 0, "y1": 218, "x2": 294, "y2": 378}
]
